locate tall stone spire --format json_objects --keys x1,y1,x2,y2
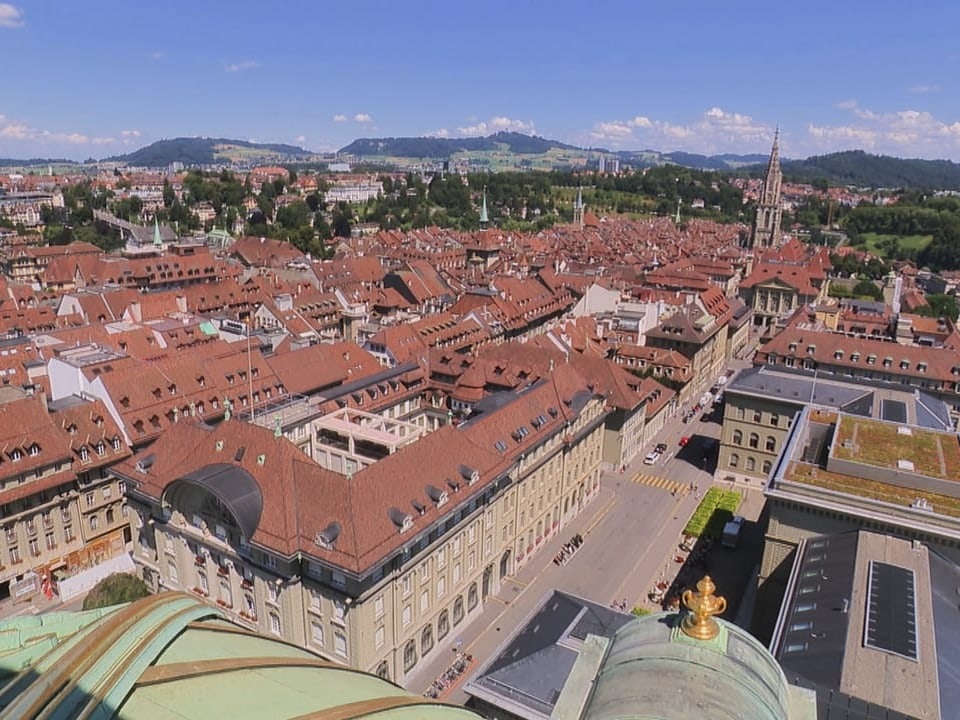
[
  {"x1": 479, "y1": 187, "x2": 489, "y2": 229},
  {"x1": 153, "y1": 217, "x2": 163, "y2": 249},
  {"x1": 750, "y1": 129, "x2": 783, "y2": 249},
  {"x1": 573, "y1": 186, "x2": 584, "y2": 229}
]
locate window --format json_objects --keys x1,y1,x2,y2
[
  {"x1": 96, "y1": 442, "x2": 105, "y2": 456},
  {"x1": 452, "y1": 562, "x2": 461, "y2": 585},
  {"x1": 79, "y1": 446, "x2": 89, "y2": 462},
  {"x1": 102, "y1": 486, "x2": 112, "y2": 500},
  {"x1": 468, "y1": 583, "x2": 479, "y2": 610},
  {"x1": 437, "y1": 576, "x2": 446, "y2": 599},
  {"x1": 730, "y1": 453, "x2": 739, "y2": 469},
  {"x1": 453, "y1": 596, "x2": 464, "y2": 625},
  {"x1": 89, "y1": 515, "x2": 99, "y2": 531},
  {"x1": 198, "y1": 570, "x2": 209, "y2": 595},
  {"x1": 375, "y1": 625, "x2": 385, "y2": 650},
  {"x1": 762, "y1": 460, "x2": 772, "y2": 474},
  {"x1": 770, "y1": 414, "x2": 779, "y2": 426},
  {"x1": 333, "y1": 632, "x2": 347, "y2": 657},
  {"x1": 420, "y1": 590, "x2": 429, "y2": 614},
  {"x1": 112, "y1": 437, "x2": 121, "y2": 451},
  {"x1": 402, "y1": 604, "x2": 412, "y2": 627},
  {"x1": 331, "y1": 571, "x2": 346, "y2": 591},
  {"x1": 746, "y1": 457, "x2": 756, "y2": 472},
  {"x1": 333, "y1": 600, "x2": 346, "y2": 623},
  {"x1": 85, "y1": 492, "x2": 95, "y2": 507},
  {"x1": 765, "y1": 436, "x2": 776, "y2": 452},
  {"x1": 468, "y1": 549, "x2": 476, "y2": 571},
  {"x1": 167, "y1": 560, "x2": 179, "y2": 585},
  {"x1": 45, "y1": 532, "x2": 55, "y2": 551},
  {"x1": 64, "y1": 525, "x2": 74, "y2": 543},
  {"x1": 219, "y1": 578, "x2": 232, "y2": 607},
  {"x1": 732, "y1": 430, "x2": 742, "y2": 445},
  {"x1": 8, "y1": 546, "x2": 20, "y2": 564},
  {"x1": 403, "y1": 639, "x2": 417, "y2": 672},
  {"x1": 438, "y1": 610, "x2": 450, "y2": 639},
  {"x1": 267, "y1": 582, "x2": 279, "y2": 605},
  {"x1": 753, "y1": 410, "x2": 762, "y2": 423},
  {"x1": 244, "y1": 593, "x2": 257, "y2": 619},
  {"x1": 309, "y1": 588, "x2": 321, "y2": 611},
  {"x1": 29, "y1": 538, "x2": 39, "y2": 557},
  {"x1": 421, "y1": 624, "x2": 434, "y2": 655},
  {"x1": 401, "y1": 574, "x2": 412, "y2": 597},
  {"x1": 374, "y1": 595, "x2": 384, "y2": 619},
  {"x1": 269, "y1": 612, "x2": 281, "y2": 636},
  {"x1": 311, "y1": 621, "x2": 325, "y2": 646},
  {"x1": 736, "y1": 407, "x2": 745, "y2": 420},
  {"x1": 436, "y1": 548, "x2": 446, "y2": 569},
  {"x1": 749, "y1": 433, "x2": 759, "y2": 449}
]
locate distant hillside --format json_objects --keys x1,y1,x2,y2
[
  {"x1": 778, "y1": 150, "x2": 960, "y2": 190},
  {"x1": 0, "y1": 157, "x2": 76, "y2": 168},
  {"x1": 623, "y1": 150, "x2": 769, "y2": 171},
  {"x1": 340, "y1": 131, "x2": 579, "y2": 158},
  {"x1": 105, "y1": 137, "x2": 314, "y2": 168}
]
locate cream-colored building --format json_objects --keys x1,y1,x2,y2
[{"x1": 118, "y1": 364, "x2": 606, "y2": 683}]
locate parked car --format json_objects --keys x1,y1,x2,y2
[
  {"x1": 655, "y1": 442, "x2": 668, "y2": 453},
  {"x1": 722, "y1": 515, "x2": 745, "y2": 549},
  {"x1": 643, "y1": 450, "x2": 662, "y2": 465},
  {"x1": 679, "y1": 436, "x2": 690, "y2": 447}
]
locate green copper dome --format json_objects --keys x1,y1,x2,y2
[
  {"x1": 0, "y1": 592, "x2": 480, "y2": 720},
  {"x1": 583, "y1": 612, "x2": 794, "y2": 720}
]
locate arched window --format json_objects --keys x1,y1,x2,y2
[
  {"x1": 438, "y1": 609, "x2": 450, "y2": 639},
  {"x1": 732, "y1": 430, "x2": 743, "y2": 445},
  {"x1": 453, "y1": 596, "x2": 465, "y2": 625},
  {"x1": 375, "y1": 661, "x2": 390, "y2": 680},
  {"x1": 749, "y1": 433, "x2": 759, "y2": 449},
  {"x1": 421, "y1": 624, "x2": 434, "y2": 655},
  {"x1": 467, "y1": 583, "x2": 479, "y2": 610},
  {"x1": 403, "y1": 640, "x2": 417, "y2": 672},
  {"x1": 762, "y1": 460, "x2": 772, "y2": 475},
  {"x1": 730, "y1": 453, "x2": 739, "y2": 469},
  {"x1": 765, "y1": 436, "x2": 776, "y2": 452},
  {"x1": 746, "y1": 457, "x2": 756, "y2": 472}
]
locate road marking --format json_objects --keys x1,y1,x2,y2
[
  {"x1": 631, "y1": 473, "x2": 688, "y2": 495},
  {"x1": 582, "y1": 495, "x2": 617, "y2": 536}
]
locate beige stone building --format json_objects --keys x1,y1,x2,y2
[{"x1": 118, "y1": 364, "x2": 606, "y2": 683}]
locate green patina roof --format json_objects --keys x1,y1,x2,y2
[
  {"x1": 582, "y1": 613, "x2": 795, "y2": 720},
  {"x1": 0, "y1": 592, "x2": 480, "y2": 720}
]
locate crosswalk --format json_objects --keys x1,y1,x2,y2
[{"x1": 630, "y1": 473, "x2": 689, "y2": 495}]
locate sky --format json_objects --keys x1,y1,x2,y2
[{"x1": 2, "y1": 0, "x2": 960, "y2": 162}]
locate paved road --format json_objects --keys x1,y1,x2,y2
[{"x1": 407, "y1": 365, "x2": 760, "y2": 702}]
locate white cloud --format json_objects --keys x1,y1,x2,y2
[
  {"x1": 0, "y1": 4, "x2": 24, "y2": 28},
  {"x1": 332, "y1": 114, "x2": 347, "y2": 123},
  {"x1": 353, "y1": 113, "x2": 372, "y2": 123},
  {"x1": 807, "y1": 104, "x2": 960, "y2": 158},
  {"x1": 456, "y1": 115, "x2": 536, "y2": 137},
  {"x1": 588, "y1": 107, "x2": 771, "y2": 152},
  {"x1": 835, "y1": 99, "x2": 858, "y2": 110},
  {"x1": 908, "y1": 84, "x2": 939, "y2": 94},
  {"x1": 294, "y1": 135, "x2": 306, "y2": 143},
  {"x1": 120, "y1": 129, "x2": 141, "y2": 138},
  {"x1": 427, "y1": 128, "x2": 451, "y2": 138},
  {"x1": 224, "y1": 60, "x2": 259, "y2": 73}
]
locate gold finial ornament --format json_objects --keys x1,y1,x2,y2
[{"x1": 680, "y1": 575, "x2": 727, "y2": 640}]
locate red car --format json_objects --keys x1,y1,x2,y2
[{"x1": 679, "y1": 436, "x2": 690, "y2": 447}]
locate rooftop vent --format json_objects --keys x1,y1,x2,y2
[
  {"x1": 411, "y1": 499, "x2": 426, "y2": 515},
  {"x1": 897, "y1": 426, "x2": 913, "y2": 436},
  {"x1": 135, "y1": 453, "x2": 156, "y2": 474},
  {"x1": 234, "y1": 446, "x2": 246, "y2": 462},
  {"x1": 446, "y1": 478, "x2": 461, "y2": 493},
  {"x1": 425, "y1": 484, "x2": 448, "y2": 507},
  {"x1": 897, "y1": 459, "x2": 915, "y2": 472},
  {"x1": 314, "y1": 522, "x2": 341, "y2": 549}
]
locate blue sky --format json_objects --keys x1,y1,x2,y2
[{"x1": 2, "y1": 0, "x2": 960, "y2": 161}]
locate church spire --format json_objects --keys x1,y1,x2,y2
[
  {"x1": 153, "y1": 217, "x2": 163, "y2": 248},
  {"x1": 479, "y1": 187, "x2": 489, "y2": 229},
  {"x1": 750, "y1": 129, "x2": 784, "y2": 250},
  {"x1": 573, "y1": 186, "x2": 584, "y2": 229},
  {"x1": 766, "y1": 126, "x2": 781, "y2": 179}
]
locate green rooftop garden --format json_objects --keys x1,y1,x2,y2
[{"x1": 683, "y1": 487, "x2": 743, "y2": 539}]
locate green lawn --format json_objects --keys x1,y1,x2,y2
[
  {"x1": 683, "y1": 487, "x2": 743, "y2": 539},
  {"x1": 859, "y1": 232, "x2": 932, "y2": 257}
]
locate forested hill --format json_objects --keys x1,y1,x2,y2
[
  {"x1": 104, "y1": 138, "x2": 314, "y2": 167},
  {"x1": 778, "y1": 150, "x2": 960, "y2": 190},
  {"x1": 340, "y1": 132, "x2": 579, "y2": 158}
]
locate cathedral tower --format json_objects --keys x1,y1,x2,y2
[{"x1": 751, "y1": 130, "x2": 783, "y2": 249}]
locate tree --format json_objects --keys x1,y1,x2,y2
[{"x1": 82, "y1": 573, "x2": 150, "y2": 610}]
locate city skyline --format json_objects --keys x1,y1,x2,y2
[{"x1": 2, "y1": 0, "x2": 960, "y2": 161}]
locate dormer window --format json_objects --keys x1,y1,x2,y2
[
  {"x1": 883, "y1": 357, "x2": 893, "y2": 368},
  {"x1": 788, "y1": 342, "x2": 798, "y2": 352},
  {"x1": 197, "y1": 375, "x2": 205, "y2": 387},
  {"x1": 96, "y1": 442, "x2": 105, "y2": 456},
  {"x1": 79, "y1": 446, "x2": 89, "y2": 462},
  {"x1": 28, "y1": 444, "x2": 40, "y2": 457},
  {"x1": 112, "y1": 437, "x2": 121, "y2": 451},
  {"x1": 867, "y1": 354, "x2": 876, "y2": 365},
  {"x1": 67, "y1": 423, "x2": 78, "y2": 436},
  {"x1": 806, "y1": 345, "x2": 816, "y2": 355},
  {"x1": 900, "y1": 360, "x2": 910, "y2": 370},
  {"x1": 850, "y1": 353, "x2": 860, "y2": 363},
  {"x1": 120, "y1": 396, "x2": 130, "y2": 409},
  {"x1": 226, "y1": 375, "x2": 235, "y2": 385},
  {"x1": 918, "y1": 362, "x2": 927, "y2": 373},
  {"x1": 168, "y1": 384, "x2": 177, "y2": 395},
  {"x1": 10, "y1": 449, "x2": 22, "y2": 462},
  {"x1": 152, "y1": 388, "x2": 162, "y2": 399},
  {"x1": 833, "y1": 350, "x2": 843, "y2": 360}
]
